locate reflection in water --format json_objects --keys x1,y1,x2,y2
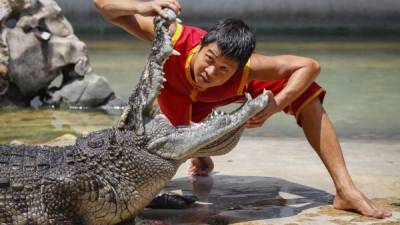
[
  {"x1": 140, "y1": 175, "x2": 400, "y2": 224},
  {"x1": 0, "y1": 108, "x2": 118, "y2": 144},
  {"x1": 140, "y1": 175, "x2": 333, "y2": 224},
  {"x1": 190, "y1": 176, "x2": 214, "y2": 202}
]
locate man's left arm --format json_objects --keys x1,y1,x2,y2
[{"x1": 246, "y1": 54, "x2": 321, "y2": 128}]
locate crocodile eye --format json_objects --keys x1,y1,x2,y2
[{"x1": 88, "y1": 139, "x2": 104, "y2": 149}]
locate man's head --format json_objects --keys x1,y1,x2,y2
[{"x1": 191, "y1": 18, "x2": 256, "y2": 89}]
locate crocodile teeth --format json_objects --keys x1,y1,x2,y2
[
  {"x1": 162, "y1": 78, "x2": 167, "y2": 82},
  {"x1": 211, "y1": 110, "x2": 219, "y2": 117},
  {"x1": 176, "y1": 18, "x2": 182, "y2": 24},
  {"x1": 245, "y1": 92, "x2": 252, "y2": 100},
  {"x1": 171, "y1": 49, "x2": 181, "y2": 56}
]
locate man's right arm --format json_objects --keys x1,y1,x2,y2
[{"x1": 93, "y1": 0, "x2": 181, "y2": 42}]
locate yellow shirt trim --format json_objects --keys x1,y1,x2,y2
[
  {"x1": 295, "y1": 88, "x2": 326, "y2": 119},
  {"x1": 185, "y1": 45, "x2": 199, "y2": 86},
  {"x1": 171, "y1": 23, "x2": 183, "y2": 46},
  {"x1": 189, "y1": 103, "x2": 193, "y2": 121},
  {"x1": 237, "y1": 59, "x2": 251, "y2": 95},
  {"x1": 185, "y1": 45, "x2": 203, "y2": 101}
]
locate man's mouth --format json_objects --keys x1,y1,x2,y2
[{"x1": 200, "y1": 72, "x2": 211, "y2": 83}]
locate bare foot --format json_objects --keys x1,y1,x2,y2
[
  {"x1": 188, "y1": 157, "x2": 214, "y2": 176},
  {"x1": 333, "y1": 188, "x2": 392, "y2": 219}
]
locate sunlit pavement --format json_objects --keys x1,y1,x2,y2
[{"x1": 141, "y1": 137, "x2": 400, "y2": 225}]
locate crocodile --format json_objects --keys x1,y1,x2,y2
[{"x1": 0, "y1": 9, "x2": 270, "y2": 225}]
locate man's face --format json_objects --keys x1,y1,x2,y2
[{"x1": 192, "y1": 42, "x2": 240, "y2": 90}]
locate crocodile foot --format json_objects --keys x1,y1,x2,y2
[{"x1": 146, "y1": 193, "x2": 199, "y2": 209}]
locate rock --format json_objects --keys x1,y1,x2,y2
[
  {"x1": 0, "y1": 0, "x2": 117, "y2": 108},
  {"x1": 45, "y1": 72, "x2": 114, "y2": 107},
  {"x1": 6, "y1": 28, "x2": 59, "y2": 97}
]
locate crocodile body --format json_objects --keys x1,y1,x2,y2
[
  {"x1": 0, "y1": 130, "x2": 176, "y2": 225},
  {"x1": 0, "y1": 9, "x2": 270, "y2": 225}
]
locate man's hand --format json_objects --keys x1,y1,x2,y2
[
  {"x1": 94, "y1": 0, "x2": 181, "y2": 41},
  {"x1": 135, "y1": 0, "x2": 181, "y2": 18},
  {"x1": 189, "y1": 157, "x2": 214, "y2": 176},
  {"x1": 245, "y1": 91, "x2": 277, "y2": 128}
]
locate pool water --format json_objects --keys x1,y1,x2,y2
[{"x1": 1, "y1": 36, "x2": 399, "y2": 144}]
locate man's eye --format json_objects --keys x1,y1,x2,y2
[{"x1": 219, "y1": 67, "x2": 227, "y2": 72}]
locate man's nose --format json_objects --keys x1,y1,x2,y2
[{"x1": 205, "y1": 65, "x2": 215, "y2": 76}]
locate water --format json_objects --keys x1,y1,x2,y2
[{"x1": 1, "y1": 35, "x2": 399, "y2": 144}]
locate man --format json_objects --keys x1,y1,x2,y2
[{"x1": 94, "y1": 0, "x2": 391, "y2": 219}]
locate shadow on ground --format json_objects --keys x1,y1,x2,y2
[{"x1": 140, "y1": 175, "x2": 334, "y2": 224}]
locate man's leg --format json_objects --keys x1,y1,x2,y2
[{"x1": 298, "y1": 98, "x2": 391, "y2": 218}]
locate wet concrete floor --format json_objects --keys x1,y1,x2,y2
[{"x1": 139, "y1": 137, "x2": 400, "y2": 225}]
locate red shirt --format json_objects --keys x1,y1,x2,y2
[
  {"x1": 159, "y1": 24, "x2": 251, "y2": 125},
  {"x1": 158, "y1": 24, "x2": 326, "y2": 126}
]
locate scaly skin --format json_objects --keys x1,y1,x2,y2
[{"x1": 0, "y1": 9, "x2": 269, "y2": 225}]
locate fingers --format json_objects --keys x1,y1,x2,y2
[
  {"x1": 247, "y1": 107, "x2": 271, "y2": 124},
  {"x1": 244, "y1": 112, "x2": 267, "y2": 128},
  {"x1": 251, "y1": 110, "x2": 269, "y2": 122},
  {"x1": 245, "y1": 90, "x2": 276, "y2": 128},
  {"x1": 153, "y1": 4, "x2": 167, "y2": 18},
  {"x1": 243, "y1": 89, "x2": 276, "y2": 129},
  {"x1": 157, "y1": 0, "x2": 181, "y2": 16},
  {"x1": 135, "y1": 0, "x2": 181, "y2": 18},
  {"x1": 245, "y1": 120, "x2": 264, "y2": 128},
  {"x1": 245, "y1": 116, "x2": 266, "y2": 128},
  {"x1": 170, "y1": 0, "x2": 182, "y2": 14}
]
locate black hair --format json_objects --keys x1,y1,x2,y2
[{"x1": 201, "y1": 18, "x2": 256, "y2": 70}]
